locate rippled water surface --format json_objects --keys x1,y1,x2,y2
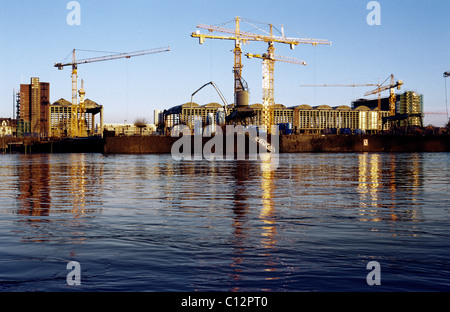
[{"x1": 0, "y1": 153, "x2": 449, "y2": 291}]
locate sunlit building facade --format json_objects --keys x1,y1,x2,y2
[
  {"x1": 397, "y1": 91, "x2": 423, "y2": 127},
  {"x1": 19, "y1": 77, "x2": 50, "y2": 137},
  {"x1": 161, "y1": 102, "x2": 388, "y2": 134},
  {"x1": 292, "y1": 105, "x2": 388, "y2": 134},
  {"x1": 50, "y1": 98, "x2": 104, "y2": 137}
]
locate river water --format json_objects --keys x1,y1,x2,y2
[{"x1": 0, "y1": 153, "x2": 448, "y2": 292}]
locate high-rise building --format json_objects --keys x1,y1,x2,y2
[
  {"x1": 397, "y1": 91, "x2": 423, "y2": 126},
  {"x1": 19, "y1": 77, "x2": 50, "y2": 137}
]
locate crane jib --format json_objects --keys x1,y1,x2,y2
[{"x1": 54, "y1": 47, "x2": 170, "y2": 68}]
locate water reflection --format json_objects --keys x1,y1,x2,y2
[
  {"x1": 356, "y1": 153, "x2": 424, "y2": 225},
  {"x1": 228, "y1": 159, "x2": 280, "y2": 289},
  {"x1": 259, "y1": 160, "x2": 278, "y2": 279},
  {"x1": 14, "y1": 154, "x2": 104, "y2": 242},
  {"x1": 17, "y1": 155, "x2": 51, "y2": 217},
  {"x1": 1, "y1": 152, "x2": 445, "y2": 291},
  {"x1": 228, "y1": 161, "x2": 250, "y2": 287}
]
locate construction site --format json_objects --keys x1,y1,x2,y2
[{"x1": 2, "y1": 17, "x2": 449, "y2": 154}]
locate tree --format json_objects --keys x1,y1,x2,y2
[{"x1": 134, "y1": 118, "x2": 147, "y2": 135}]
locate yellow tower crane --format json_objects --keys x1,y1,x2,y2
[
  {"x1": 55, "y1": 47, "x2": 170, "y2": 137},
  {"x1": 247, "y1": 52, "x2": 306, "y2": 130},
  {"x1": 191, "y1": 17, "x2": 331, "y2": 130},
  {"x1": 300, "y1": 83, "x2": 378, "y2": 88},
  {"x1": 299, "y1": 83, "x2": 379, "y2": 106},
  {"x1": 364, "y1": 74, "x2": 403, "y2": 116},
  {"x1": 78, "y1": 79, "x2": 86, "y2": 136}
]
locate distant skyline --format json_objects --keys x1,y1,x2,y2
[{"x1": 1, "y1": 0, "x2": 449, "y2": 126}]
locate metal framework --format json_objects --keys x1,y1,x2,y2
[
  {"x1": 247, "y1": 50, "x2": 306, "y2": 131},
  {"x1": 191, "y1": 17, "x2": 331, "y2": 131},
  {"x1": 55, "y1": 47, "x2": 170, "y2": 137},
  {"x1": 364, "y1": 74, "x2": 403, "y2": 117}
]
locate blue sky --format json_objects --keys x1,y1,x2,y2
[{"x1": 1, "y1": 0, "x2": 449, "y2": 125}]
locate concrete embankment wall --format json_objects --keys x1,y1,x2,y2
[
  {"x1": 103, "y1": 134, "x2": 450, "y2": 154},
  {"x1": 103, "y1": 136, "x2": 179, "y2": 154},
  {"x1": 5, "y1": 137, "x2": 104, "y2": 154},
  {"x1": 280, "y1": 134, "x2": 450, "y2": 153}
]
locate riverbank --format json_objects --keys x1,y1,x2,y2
[
  {"x1": 2, "y1": 134, "x2": 449, "y2": 154},
  {"x1": 103, "y1": 134, "x2": 450, "y2": 154}
]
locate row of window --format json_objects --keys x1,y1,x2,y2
[{"x1": 165, "y1": 107, "x2": 388, "y2": 131}]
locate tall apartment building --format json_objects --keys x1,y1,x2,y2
[{"x1": 19, "y1": 77, "x2": 50, "y2": 137}]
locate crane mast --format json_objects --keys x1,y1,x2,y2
[
  {"x1": 71, "y1": 50, "x2": 78, "y2": 137},
  {"x1": 192, "y1": 17, "x2": 250, "y2": 99},
  {"x1": 233, "y1": 17, "x2": 244, "y2": 95},
  {"x1": 364, "y1": 74, "x2": 403, "y2": 117},
  {"x1": 247, "y1": 51, "x2": 306, "y2": 131},
  {"x1": 192, "y1": 17, "x2": 331, "y2": 131},
  {"x1": 55, "y1": 47, "x2": 170, "y2": 137}
]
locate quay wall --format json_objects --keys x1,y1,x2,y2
[
  {"x1": 4, "y1": 134, "x2": 448, "y2": 154},
  {"x1": 103, "y1": 134, "x2": 450, "y2": 154},
  {"x1": 103, "y1": 136, "x2": 178, "y2": 154},
  {"x1": 280, "y1": 134, "x2": 450, "y2": 153}
]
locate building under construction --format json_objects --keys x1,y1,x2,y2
[
  {"x1": 18, "y1": 77, "x2": 50, "y2": 137},
  {"x1": 50, "y1": 98, "x2": 103, "y2": 138},
  {"x1": 353, "y1": 91, "x2": 424, "y2": 128},
  {"x1": 161, "y1": 101, "x2": 390, "y2": 135},
  {"x1": 16, "y1": 77, "x2": 103, "y2": 139},
  {"x1": 397, "y1": 91, "x2": 423, "y2": 126}
]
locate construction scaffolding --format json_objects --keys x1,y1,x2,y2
[{"x1": 50, "y1": 98, "x2": 103, "y2": 138}]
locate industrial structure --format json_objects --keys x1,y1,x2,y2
[
  {"x1": 191, "y1": 17, "x2": 331, "y2": 131},
  {"x1": 54, "y1": 47, "x2": 170, "y2": 137},
  {"x1": 245, "y1": 52, "x2": 306, "y2": 131},
  {"x1": 49, "y1": 97, "x2": 103, "y2": 138},
  {"x1": 14, "y1": 77, "x2": 103, "y2": 138},
  {"x1": 364, "y1": 74, "x2": 403, "y2": 116},
  {"x1": 353, "y1": 91, "x2": 424, "y2": 127},
  {"x1": 161, "y1": 101, "x2": 389, "y2": 135},
  {"x1": 4, "y1": 17, "x2": 442, "y2": 146}
]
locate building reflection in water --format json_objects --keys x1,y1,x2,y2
[
  {"x1": 158, "y1": 156, "x2": 288, "y2": 289},
  {"x1": 356, "y1": 153, "x2": 423, "y2": 227},
  {"x1": 228, "y1": 159, "x2": 280, "y2": 289},
  {"x1": 17, "y1": 154, "x2": 52, "y2": 217},
  {"x1": 259, "y1": 159, "x2": 278, "y2": 279},
  {"x1": 228, "y1": 160, "x2": 252, "y2": 287},
  {"x1": 15, "y1": 154, "x2": 103, "y2": 243}
]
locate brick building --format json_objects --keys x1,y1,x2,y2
[{"x1": 19, "y1": 77, "x2": 50, "y2": 137}]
